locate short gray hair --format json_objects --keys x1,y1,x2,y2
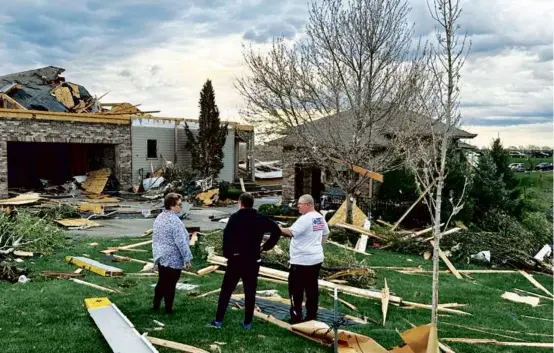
[{"x1": 299, "y1": 194, "x2": 314, "y2": 205}]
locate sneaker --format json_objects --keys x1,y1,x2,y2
[
  {"x1": 209, "y1": 320, "x2": 223, "y2": 328},
  {"x1": 241, "y1": 322, "x2": 252, "y2": 330}
]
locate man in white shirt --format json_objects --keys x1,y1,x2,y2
[{"x1": 280, "y1": 194, "x2": 329, "y2": 323}]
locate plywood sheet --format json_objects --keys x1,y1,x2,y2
[
  {"x1": 328, "y1": 200, "x2": 368, "y2": 228},
  {"x1": 0, "y1": 193, "x2": 41, "y2": 205},
  {"x1": 82, "y1": 168, "x2": 111, "y2": 194},
  {"x1": 79, "y1": 203, "x2": 104, "y2": 214}
]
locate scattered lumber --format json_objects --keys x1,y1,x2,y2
[
  {"x1": 147, "y1": 336, "x2": 210, "y2": 353},
  {"x1": 329, "y1": 294, "x2": 358, "y2": 311},
  {"x1": 13, "y1": 250, "x2": 33, "y2": 257},
  {"x1": 66, "y1": 256, "x2": 124, "y2": 277},
  {"x1": 401, "y1": 301, "x2": 471, "y2": 316},
  {"x1": 208, "y1": 255, "x2": 402, "y2": 304},
  {"x1": 197, "y1": 265, "x2": 219, "y2": 276},
  {"x1": 70, "y1": 278, "x2": 119, "y2": 293},
  {"x1": 440, "y1": 322, "x2": 525, "y2": 342},
  {"x1": 514, "y1": 288, "x2": 554, "y2": 301},
  {"x1": 391, "y1": 181, "x2": 435, "y2": 231},
  {"x1": 430, "y1": 240, "x2": 462, "y2": 279},
  {"x1": 518, "y1": 270, "x2": 554, "y2": 297},
  {"x1": 119, "y1": 240, "x2": 153, "y2": 251},
  {"x1": 422, "y1": 227, "x2": 461, "y2": 242},
  {"x1": 326, "y1": 268, "x2": 371, "y2": 281},
  {"x1": 253, "y1": 311, "x2": 330, "y2": 346},
  {"x1": 327, "y1": 240, "x2": 371, "y2": 256},
  {"x1": 501, "y1": 291, "x2": 540, "y2": 307},
  {"x1": 381, "y1": 279, "x2": 389, "y2": 326},
  {"x1": 441, "y1": 338, "x2": 553, "y2": 348},
  {"x1": 41, "y1": 271, "x2": 84, "y2": 279},
  {"x1": 335, "y1": 222, "x2": 388, "y2": 241}
]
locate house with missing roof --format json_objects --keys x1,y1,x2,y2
[
  {"x1": 0, "y1": 66, "x2": 254, "y2": 196},
  {"x1": 267, "y1": 110, "x2": 478, "y2": 203}
]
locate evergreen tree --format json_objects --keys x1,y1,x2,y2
[{"x1": 184, "y1": 80, "x2": 228, "y2": 179}]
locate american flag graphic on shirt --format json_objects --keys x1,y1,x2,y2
[{"x1": 312, "y1": 217, "x2": 325, "y2": 231}]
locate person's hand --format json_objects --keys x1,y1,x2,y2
[{"x1": 184, "y1": 262, "x2": 191, "y2": 271}]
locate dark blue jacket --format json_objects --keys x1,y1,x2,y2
[{"x1": 222, "y1": 208, "x2": 281, "y2": 261}]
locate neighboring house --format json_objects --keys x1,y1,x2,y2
[
  {"x1": 268, "y1": 110, "x2": 477, "y2": 202},
  {"x1": 131, "y1": 117, "x2": 254, "y2": 186}
]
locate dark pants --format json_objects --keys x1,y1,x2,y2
[
  {"x1": 153, "y1": 265, "x2": 182, "y2": 313},
  {"x1": 215, "y1": 257, "x2": 260, "y2": 325},
  {"x1": 288, "y1": 263, "x2": 322, "y2": 323}
]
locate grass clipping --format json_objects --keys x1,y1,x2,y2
[{"x1": 201, "y1": 230, "x2": 375, "y2": 288}]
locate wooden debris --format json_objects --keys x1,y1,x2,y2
[
  {"x1": 69, "y1": 278, "x2": 119, "y2": 293},
  {"x1": 440, "y1": 322, "x2": 524, "y2": 342},
  {"x1": 196, "y1": 288, "x2": 223, "y2": 298},
  {"x1": 81, "y1": 168, "x2": 111, "y2": 194},
  {"x1": 79, "y1": 203, "x2": 104, "y2": 214},
  {"x1": 74, "y1": 268, "x2": 83, "y2": 274},
  {"x1": 153, "y1": 320, "x2": 165, "y2": 327},
  {"x1": 147, "y1": 336, "x2": 210, "y2": 353},
  {"x1": 86, "y1": 196, "x2": 120, "y2": 204},
  {"x1": 430, "y1": 240, "x2": 462, "y2": 279},
  {"x1": 326, "y1": 268, "x2": 371, "y2": 281},
  {"x1": 501, "y1": 291, "x2": 540, "y2": 307},
  {"x1": 440, "y1": 338, "x2": 553, "y2": 348},
  {"x1": 327, "y1": 240, "x2": 371, "y2": 256},
  {"x1": 66, "y1": 256, "x2": 124, "y2": 277},
  {"x1": 0, "y1": 192, "x2": 42, "y2": 205},
  {"x1": 520, "y1": 315, "x2": 553, "y2": 322},
  {"x1": 56, "y1": 218, "x2": 102, "y2": 228},
  {"x1": 381, "y1": 278, "x2": 389, "y2": 326},
  {"x1": 401, "y1": 301, "x2": 471, "y2": 316},
  {"x1": 13, "y1": 250, "x2": 33, "y2": 257},
  {"x1": 518, "y1": 270, "x2": 554, "y2": 297},
  {"x1": 195, "y1": 189, "x2": 219, "y2": 206},
  {"x1": 208, "y1": 255, "x2": 402, "y2": 304},
  {"x1": 253, "y1": 310, "x2": 329, "y2": 346},
  {"x1": 328, "y1": 200, "x2": 369, "y2": 228},
  {"x1": 391, "y1": 181, "x2": 435, "y2": 231},
  {"x1": 41, "y1": 271, "x2": 84, "y2": 279},
  {"x1": 335, "y1": 222, "x2": 388, "y2": 241},
  {"x1": 328, "y1": 156, "x2": 384, "y2": 183},
  {"x1": 514, "y1": 288, "x2": 554, "y2": 301},
  {"x1": 197, "y1": 265, "x2": 219, "y2": 276},
  {"x1": 423, "y1": 227, "x2": 461, "y2": 242},
  {"x1": 329, "y1": 294, "x2": 358, "y2": 312},
  {"x1": 189, "y1": 233, "x2": 198, "y2": 246}
]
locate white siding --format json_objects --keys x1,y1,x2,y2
[
  {"x1": 131, "y1": 126, "x2": 176, "y2": 184},
  {"x1": 132, "y1": 120, "x2": 236, "y2": 183}
]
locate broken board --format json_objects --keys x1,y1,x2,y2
[
  {"x1": 81, "y1": 168, "x2": 111, "y2": 194},
  {"x1": 85, "y1": 297, "x2": 159, "y2": 353},
  {"x1": 56, "y1": 218, "x2": 102, "y2": 228},
  {"x1": 66, "y1": 256, "x2": 124, "y2": 277},
  {"x1": 79, "y1": 203, "x2": 104, "y2": 214},
  {"x1": 328, "y1": 200, "x2": 368, "y2": 228},
  {"x1": 0, "y1": 193, "x2": 42, "y2": 205}
]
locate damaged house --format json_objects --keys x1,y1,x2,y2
[
  {"x1": 0, "y1": 66, "x2": 255, "y2": 197},
  {"x1": 269, "y1": 111, "x2": 477, "y2": 203}
]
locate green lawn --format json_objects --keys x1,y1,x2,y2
[
  {"x1": 1, "y1": 236, "x2": 552, "y2": 353},
  {"x1": 517, "y1": 172, "x2": 553, "y2": 212}
]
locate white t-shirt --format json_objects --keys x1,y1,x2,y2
[{"x1": 289, "y1": 210, "x2": 330, "y2": 266}]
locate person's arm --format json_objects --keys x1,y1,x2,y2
[
  {"x1": 261, "y1": 217, "x2": 282, "y2": 252},
  {"x1": 322, "y1": 217, "x2": 330, "y2": 245},
  {"x1": 222, "y1": 215, "x2": 238, "y2": 259},
  {"x1": 281, "y1": 216, "x2": 310, "y2": 238},
  {"x1": 172, "y1": 220, "x2": 193, "y2": 269}
]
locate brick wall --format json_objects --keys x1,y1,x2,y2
[{"x1": 0, "y1": 118, "x2": 131, "y2": 196}]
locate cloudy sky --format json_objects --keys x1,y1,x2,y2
[{"x1": 0, "y1": 0, "x2": 551, "y2": 148}]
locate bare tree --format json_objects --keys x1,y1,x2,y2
[
  {"x1": 393, "y1": 0, "x2": 471, "y2": 324},
  {"x1": 236, "y1": 0, "x2": 426, "y2": 222}
]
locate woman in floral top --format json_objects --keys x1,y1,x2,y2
[{"x1": 152, "y1": 193, "x2": 192, "y2": 314}]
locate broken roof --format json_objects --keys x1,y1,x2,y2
[{"x1": 0, "y1": 66, "x2": 99, "y2": 113}]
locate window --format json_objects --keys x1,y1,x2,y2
[{"x1": 147, "y1": 139, "x2": 157, "y2": 159}]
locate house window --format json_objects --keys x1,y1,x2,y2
[{"x1": 147, "y1": 140, "x2": 157, "y2": 159}]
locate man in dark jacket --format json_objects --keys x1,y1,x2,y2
[{"x1": 210, "y1": 192, "x2": 281, "y2": 329}]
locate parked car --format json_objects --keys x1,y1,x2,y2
[
  {"x1": 509, "y1": 163, "x2": 526, "y2": 172},
  {"x1": 509, "y1": 151, "x2": 526, "y2": 157},
  {"x1": 535, "y1": 162, "x2": 553, "y2": 171}
]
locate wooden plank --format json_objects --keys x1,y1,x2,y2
[
  {"x1": 70, "y1": 278, "x2": 119, "y2": 293},
  {"x1": 423, "y1": 228, "x2": 461, "y2": 242},
  {"x1": 518, "y1": 270, "x2": 554, "y2": 297},
  {"x1": 513, "y1": 288, "x2": 554, "y2": 301},
  {"x1": 197, "y1": 265, "x2": 219, "y2": 276},
  {"x1": 327, "y1": 240, "x2": 371, "y2": 256},
  {"x1": 0, "y1": 108, "x2": 130, "y2": 124},
  {"x1": 335, "y1": 222, "x2": 388, "y2": 241},
  {"x1": 381, "y1": 278, "x2": 389, "y2": 326},
  {"x1": 391, "y1": 180, "x2": 436, "y2": 231},
  {"x1": 328, "y1": 157, "x2": 383, "y2": 182},
  {"x1": 13, "y1": 250, "x2": 33, "y2": 257},
  {"x1": 147, "y1": 336, "x2": 210, "y2": 353},
  {"x1": 401, "y1": 301, "x2": 471, "y2": 316},
  {"x1": 430, "y1": 240, "x2": 462, "y2": 279},
  {"x1": 119, "y1": 240, "x2": 153, "y2": 250},
  {"x1": 501, "y1": 291, "x2": 540, "y2": 307},
  {"x1": 56, "y1": 218, "x2": 102, "y2": 228},
  {"x1": 440, "y1": 338, "x2": 553, "y2": 348},
  {"x1": 329, "y1": 294, "x2": 358, "y2": 311},
  {"x1": 239, "y1": 178, "x2": 246, "y2": 192}
]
